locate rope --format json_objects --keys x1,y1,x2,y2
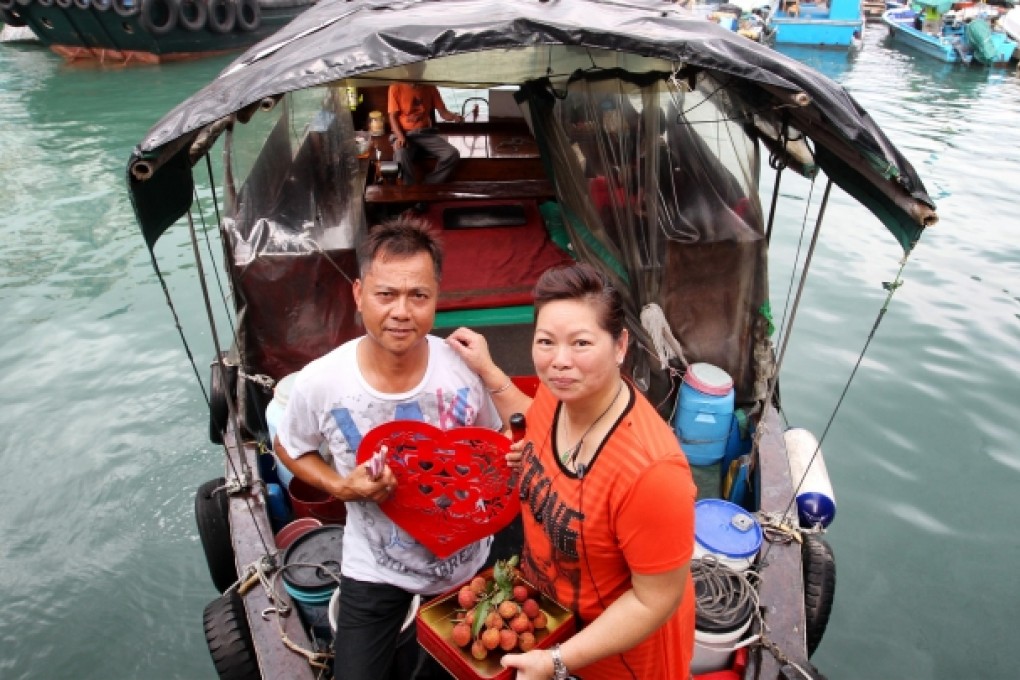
[
  {"x1": 260, "y1": 560, "x2": 342, "y2": 670},
  {"x1": 640, "y1": 302, "x2": 688, "y2": 372},
  {"x1": 691, "y1": 556, "x2": 761, "y2": 635},
  {"x1": 693, "y1": 556, "x2": 823, "y2": 679}
]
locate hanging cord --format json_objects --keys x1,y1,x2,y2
[
  {"x1": 774, "y1": 177, "x2": 819, "y2": 353},
  {"x1": 148, "y1": 251, "x2": 209, "y2": 404},
  {"x1": 186, "y1": 209, "x2": 275, "y2": 557},
  {"x1": 764, "y1": 150, "x2": 786, "y2": 244},
  {"x1": 753, "y1": 178, "x2": 831, "y2": 438},
  {"x1": 260, "y1": 560, "x2": 341, "y2": 671},
  {"x1": 761, "y1": 254, "x2": 911, "y2": 566}
]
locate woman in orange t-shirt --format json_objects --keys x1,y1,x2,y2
[{"x1": 448, "y1": 262, "x2": 696, "y2": 680}]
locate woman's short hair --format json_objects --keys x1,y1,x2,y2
[
  {"x1": 358, "y1": 216, "x2": 443, "y2": 280},
  {"x1": 533, "y1": 263, "x2": 625, "y2": 339}
]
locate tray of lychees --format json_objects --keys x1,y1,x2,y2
[{"x1": 417, "y1": 557, "x2": 576, "y2": 680}]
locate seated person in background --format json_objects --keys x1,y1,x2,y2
[{"x1": 388, "y1": 82, "x2": 464, "y2": 185}]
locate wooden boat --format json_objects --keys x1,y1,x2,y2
[
  {"x1": 767, "y1": 0, "x2": 865, "y2": 48},
  {"x1": 882, "y1": 0, "x2": 1017, "y2": 64},
  {"x1": 0, "y1": 0, "x2": 315, "y2": 63},
  {"x1": 125, "y1": 0, "x2": 938, "y2": 678}
]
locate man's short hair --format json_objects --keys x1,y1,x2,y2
[{"x1": 357, "y1": 216, "x2": 444, "y2": 280}]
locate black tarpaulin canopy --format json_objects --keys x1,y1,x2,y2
[{"x1": 126, "y1": 0, "x2": 936, "y2": 251}]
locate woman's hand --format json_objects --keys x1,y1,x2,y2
[
  {"x1": 505, "y1": 439, "x2": 531, "y2": 470},
  {"x1": 499, "y1": 648, "x2": 555, "y2": 679},
  {"x1": 446, "y1": 327, "x2": 498, "y2": 379}
]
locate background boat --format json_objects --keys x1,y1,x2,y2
[
  {"x1": 0, "y1": 0, "x2": 316, "y2": 63},
  {"x1": 768, "y1": 0, "x2": 865, "y2": 48},
  {"x1": 881, "y1": 0, "x2": 1017, "y2": 64}
]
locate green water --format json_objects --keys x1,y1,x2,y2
[{"x1": 1, "y1": 29, "x2": 1019, "y2": 679}]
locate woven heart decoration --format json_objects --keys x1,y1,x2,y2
[{"x1": 357, "y1": 421, "x2": 519, "y2": 558}]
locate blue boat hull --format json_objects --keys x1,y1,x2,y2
[
  {"x1": 770, "y1": 17, "x2": 864, "y2": 46},
  {"x1": 882, "y1": 8, "x2": 1017, "y2": 64}
]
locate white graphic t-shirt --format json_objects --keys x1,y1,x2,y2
[{"x1": 277, "y1": 335, "x2": 500, "y2": 595}]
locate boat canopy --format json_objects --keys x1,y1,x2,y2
[{"x1": 126, "y1": 0, "x2": 936, "y2": 253}]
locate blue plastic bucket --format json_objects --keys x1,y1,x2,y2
[
  {"x1": 674, "y1": 363, "x2": 735, "y2": 466},
  {"x1": 694, "y1": 499, "x2": 762, "y2": 572},
  {"x1": 282, "y1": 525, "x2": 344, "y2": 640}
]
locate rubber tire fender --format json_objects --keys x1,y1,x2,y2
[
  {"x1": 38, "y1": 0, "x2": 54, "y2": 8},
  {"x1": 72, "y1": 0, "x2": 91, "y2": 9},
  {"x1": 178, "y1": 0, "x2": 206, "y2": 31},
  {"x1": 14, "y1": 0, "x2": 30, "y2": 7},
  {"x1": 92, "y1": 0, "x2": 113, "y2": 11},
  {"x1": 112, "y1": 0, "x2": 139, "y2": 16},
  {"x1": 0, "y1": 0, "x2": 16, "y2": 12},
  {"x1": 802, "y1": 534, "x2": 836, "y2": 657},
  {"x1": 203, "y1": 591, "x2": 261, "y2": 680},
  {"x1": 1, "y1": 7, "x2": 26, "y2": 23},
  {"x1": 234, "y1": 0, "x2": 258, "y2": 31},
  {"x1": 55, "y1": 0, "x2": 72, "y2": 8},
  {"x1": 209, "y1": 356, "x2": 231, "y2": 445},
  {"x1": 140, "y1": 0, "x2": 178, "y2": 35},
  {"x1": 195, "y1": 477, "x2": 240, "y2": 593},
  {"x1": 205, "y1": 0, "x2": 234, "y2": 33}
]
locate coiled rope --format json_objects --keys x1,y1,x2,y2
[{"x1": 692, "y1": 556, "x2": 821, "y2": 679}]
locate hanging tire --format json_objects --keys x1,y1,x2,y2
[
  {"x1": 209, "y1": 357, "x2": 232, "y2": 445},
  {"x1": 205, "y1": 0, "x2": 235, "y2": 33},
  {"x1": 72, "y1": 0, "x2": 91, "y2": 9},
  {"x1": 1, "y1": 7, "x2": 26, "y2": 24},
  {"x1": 0, "y1": 0, "x2": 16, "y2": 12},
  {"x1": 203, "y1": 591, "x2": 261, "y2": 680},
  {"x1": 112, "y1": 0, "x2": 139, "y2": 16},
  {"x1": 178, "y1": 0, "x2": 206, "y2": 31},
  {"x1": 55, "y1": 0, "x2": 72, "y2": 8},
  {"x1": 234, "y1": 0, "x2": 258, "y2": 31},
  {"x1": 140, "y1": 0, "x2": 178, "y2": 35},
  {"x1": 802, "y1": 534, "x2": 836, "y2": 657},
  {"x1": 92, "y1": 0, "x2": 113, "y2": 11},
  {"x1": 196, "y1": 477, "x2": 239, "y2": 593}
]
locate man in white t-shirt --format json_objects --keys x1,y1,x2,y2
[{"x1": 275, "y1": 217, "x2": 501, "y2": 679}]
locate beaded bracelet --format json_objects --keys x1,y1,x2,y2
[{"x1": 487, "y1": 378, "x2": 513, "y2": 395}]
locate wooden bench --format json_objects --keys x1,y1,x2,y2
[{"x1": 364, "y1": 179, "x2": 555, "y2": 204}]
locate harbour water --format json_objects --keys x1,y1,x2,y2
[{"x1": 1, "y1": 26, "x2": 1018, "y2": 680}]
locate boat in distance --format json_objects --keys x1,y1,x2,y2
[{"x1": 2, "y1": 0, "x2": 316, "y2": 63}]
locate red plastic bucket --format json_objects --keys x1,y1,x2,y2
[
  {"x1": 287, "y1": 477, "x2": 347, "y2": 525},
  {"x1": 274, "y1": 517, "x2": 323, "y2": 550}
]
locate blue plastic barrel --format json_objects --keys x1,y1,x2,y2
[
  {"x1": 694, "y1": 498, "x2": 763, "y2": 572},
  {"x1": 673, "y1": 363, "x2": 735, "y2": 466}
]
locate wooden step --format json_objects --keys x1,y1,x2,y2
[{"x1": 364, "y1": 179, "x2": 555, "y2": 204}]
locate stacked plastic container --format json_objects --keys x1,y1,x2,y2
[{"x1": 673, "y1": 363, "x2": 736, "y2": 498}]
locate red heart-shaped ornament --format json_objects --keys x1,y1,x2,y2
[{"x1": 357, "y1": 421, "x2": 520, "y2": 558}]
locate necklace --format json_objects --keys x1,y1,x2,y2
[{"x1": 559, "y1": 380, "x2": 624, "y2": 467}]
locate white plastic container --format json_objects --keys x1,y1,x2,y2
[
  {"x1": 266, "y1": 373, "x2": 298, "y2": 489},
  {"x1": 691, "y1": 613, "x2": 752, "y2": 675},
  {"x1": 784, "y1": 428, "x2": 837, "y2": 528},
  {"x1": 693, "y1": 499, "x2": 763, "y2": 572}
]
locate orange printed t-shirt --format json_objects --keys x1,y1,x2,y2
[
  {"x1": 387, "y1": 83, "x2": 445, "y2": 133},
  {"x1": 518, "y1": 381, "x2": 697, "y2": 680}
]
